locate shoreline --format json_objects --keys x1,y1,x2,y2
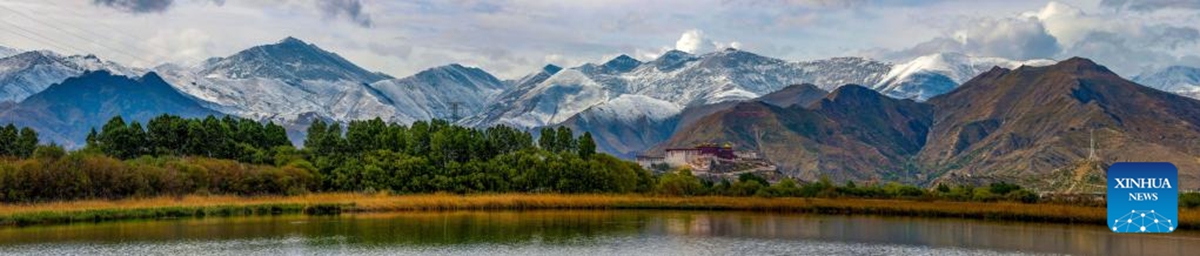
[{"x1": 1, "y1": 193, "x2": 1195, "y2": 229}]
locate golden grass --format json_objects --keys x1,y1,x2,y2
[{"x1": 2, "y1": 193, "x2": 1198, "y2": 228}]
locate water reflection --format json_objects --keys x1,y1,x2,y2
[{"x1": 0, "y1": 210, "x2": 1196, "y2": 255}]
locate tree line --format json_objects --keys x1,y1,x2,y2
[
  {"x1": 0, "y1": 115, "x2": 650, "y2": 203},
  {"x1": 301, "y1": 118, "x2": 643, "y2": 193},
  {"x1": 9, "y1": 115, "x2": 1177, "y2": 207},
  {"x1": 88, "y1": 114, "x2": 291, "y2": 160},
  {"x1": 0, "y1": 124, "x2": 38, "y2": 159}
]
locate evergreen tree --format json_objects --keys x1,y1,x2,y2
[
  {"x1": 147, "y1": 114, "x2": 183, "y2": 155},
  {"x1": 264, "y1": 122, "x2": 291, "y2": 148},
  {"x1": 184, "y1": 120, "x2": 206, "y2": 155},
  {"x1": 128, "y1": 121, "x2": 148, "y2": 157},
  {"x1": 407, "y1": 121, "x2": 430, "y2": 156},
  {"x1": 0, "y1": 124, "x2": 15, "y2": 156},
  {"x1": 305, "y1": 119, "x2": 328, "y2": 152},
  {"x1": 538, "y1": 127, "x2": 556, "y2": 151},
  {"x1": 16, "y1": 127, "x2": 38, "y2": 158},
  {"x1": 85, "y1": 128, "x2": 99, "y2": 149},
  {"x1": 98, "y1": 116, "x2": 131, "y2": 158},
  {"x1": 555, "y1": 126, "x2": 575, "y2": 152},
  {"x1": 320, "y1": 122, "x2": 344, "y2": 156},
  {"x1": 578, "y1": 132, "x2": 596, "y2": 159}
]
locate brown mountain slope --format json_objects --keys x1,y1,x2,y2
[
  {"x1": 557, "y1": 84, "x2": 827, "y2": 158},
  {"x1": 921, "y1": 57, "x2": 1200, "y2": 187},
  {"x1": 653, "y1": 85, "x2": 932, "y2": 182}
]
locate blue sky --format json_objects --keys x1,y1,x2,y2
[{"x1": 1, "y1": 0, "x2": 1198, "y2": 78}]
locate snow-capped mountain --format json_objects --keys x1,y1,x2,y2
[
  {"x1": 367, "y1": 64, "x2": 506, "y2": 121},
  {"x1": 873, "y1": 52, "x2": 1054, "y2": 101},
  {"x1": 466, "y1": 48, "x2": 891, "y2": 129},
  {"x1": 581, "y1": 94, "x2": 681, "y2": 123},
  {"x1": 157, "y1": 37, "x2": 407, "y2": 125},
  {"x1": 460, "y1": 64, "x2": 562, "y2": 127},
  {"x1": 200, "y1": 37, "x2": 391, "y2": 83},
  {"x1": 0, "y1": 70, "x2": 218, "y2": 147},
  {"x1": 620, "y1": 48, "x2": 875, "y2": 106},
  {"x1": 158, "y1": 68, "x2": 401, "y2": 126},
  {"x1": 1132, "y1": 66, "x2": 1200, "y2": 99},
  {"x1": 472, "y1": 68, "x2": 612, "y2": 128},
  {"x1": 0, "y1": 45, "x2": 20, "y2": 59},
  {"x1": 159, "y1": 37, "x2": 513, "y2": 131},
  {"x1": 794, "y1": 57, "x2": 891, "y2": 90},
  {"x1": 0, "y1": 50, "x2": 143, "y2": 103},
  {"x1": 554, "y1": 94, "x2": 682, "y2": 158}
]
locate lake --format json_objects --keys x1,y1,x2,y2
[{"x1": 0, "y1": 210, "x2": 1196, "y2": 255}]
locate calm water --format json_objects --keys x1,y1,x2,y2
[{"x1": 0, "y1": 210, "x2": 1197, "y2": 255}]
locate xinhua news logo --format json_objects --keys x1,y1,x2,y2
[{"x1": 1107, "y1": 162, "x2": 1177, "y2": 233}]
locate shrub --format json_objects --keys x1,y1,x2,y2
[
  {"x1": 655, "y1": 168, "x2": 704, "y2": 196},
  {"x1": 1005, "y1": 189, "x2": 1040, "y2": 204},
  {"x1": 1181, "y1": 192, "x2": 1200, "y2": 209}
]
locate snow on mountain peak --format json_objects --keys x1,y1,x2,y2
[
  {"x1": 0, "y1": 45, "x2": 22, "y2": 59},
  {"x1": 873, "y1": 52, "x2": 1054, "y2": 101},
  {"x1": 0, "y1": 50, "x2": 144, "y2": 103},
  {"x1": 478, "y1": 68, "x2": 611, "y2": 128},
  {"x1": 1133, "y1": 65, "x2": 1200, "y2": 99},
  {"x1": 601, "y1": 54, "x2": 642, "y2": 73},
  {"x1": 199, "y1": 36, "x2": 390, "y2": 82},
  {"x1": 541, "y1": 64, "x2": 563, "y2": 74},
  {"x1": 366, "y1": 63, "x2": 506, "y2": 122},
  {"x1": 277, "y1": 36, "x2": 307, "y2": 45},
  {"x1": 575, "y1": 94, "x2": 681, "y2": 125}
]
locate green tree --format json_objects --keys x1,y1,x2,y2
[
  {"x1": 0, "y1": 124, "x2": 16, "y2": 156},
  {"x1": 128, "y1": 121, "x2": 148, "y2": 157},
  {"x1": 577, "y1": 132, "x2": 596, "y2": 159},
  {"x1": 656, "y1": 168, "x2": 704, "y2": 196},
  {"x1": 147, "y1": 114, "x2": 184, "y2": 155},
  {"x1": 555, "y1": 126, "x2": 575, "y2": 153},
  {"x1": 264, "y1": 122, "x2": 291, "y2": 149},
  {"x1": 537, "y1": 127, "x2": 556, "y2": 151},
  {"x1": 16, "y1": 127, "x2": 38, "y2": 158},
  {"x1": 32, "y1": 143, "x2": 65, "y2": 160},
  {"x1": 85, "y1": 128, "x2": 99, "y2": 149},
  {"x1": 97, "y1": 116, "x2": 136, "y2": 159},
  {"x1": 183, "y1": 120, "x2": 206, "y2": 155},
  {"x1": 304, "y1": 119, "x2": 328, "y2": 152}
]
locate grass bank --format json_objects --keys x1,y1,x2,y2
[{"x1": 2, "y1": 193, "x2": 1196, "y2": 228}]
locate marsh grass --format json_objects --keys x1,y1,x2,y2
[{"x1": 2, "y1": 193, "x2": 1197, "y2": 229}]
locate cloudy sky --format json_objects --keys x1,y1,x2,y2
[{"x1": 1, "y1": 0, "x2": 1198, "y2": 79}]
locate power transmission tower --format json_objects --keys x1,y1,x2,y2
[
  {"x1": 1089, "y1": 129, "x2": 1096, "y2": 161},
  {"x1": 449, "y1": 102, "x2": 462, "y2": 121}
]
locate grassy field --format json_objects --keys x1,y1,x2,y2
[{"x1": 1, "y1": 193, "x2": 1197, "y2": 228}]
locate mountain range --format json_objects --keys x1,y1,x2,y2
[
  {"x1": 656, "y1": 58, "x2": 1200, "y2": 187},
  {"x1": 0, "y1": 50, "x2": 143, "y2": 103},
  {"x1": 1133, "y1": 66, "x2": 1200, "y2": 100},
  {"x1": 0, "y1": 70, "x2": 218, "y2": 146},
  {"x1": 2, "y1": 37, "x2": 1200, "y2": 188}
]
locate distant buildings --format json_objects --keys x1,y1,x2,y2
[{"x1": 638, "y1": 143, "x2": 761, "y2": 172}]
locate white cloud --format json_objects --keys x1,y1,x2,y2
[
  {"x1": 1101, "y1": 0, "x2": 1200, "y2": 12},
  {"x1": 883, "y1": 16, "x2": 1061, "y2": 61},
  {"x1": 1024, "y1": 1, "x2": 1098, "y2": 47},
  {"x1": 675, "y1": 29, "x2": 709, "y2": 53},
  {"x1": 144, "y1": 28, "x2": 215, "y2": 67},
  {"x1": 6, "y1": 0, "x2": 1200, "y2": 80},
  {"x1": 877, "y1": 1, "x2": 1200, "y2": 76},
  {"x1": 316, "y1": 0, "x2": 372, "y2": 28},
  {"x1": 674, "y1": 29, "x2": 742, "y2": 54}
]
